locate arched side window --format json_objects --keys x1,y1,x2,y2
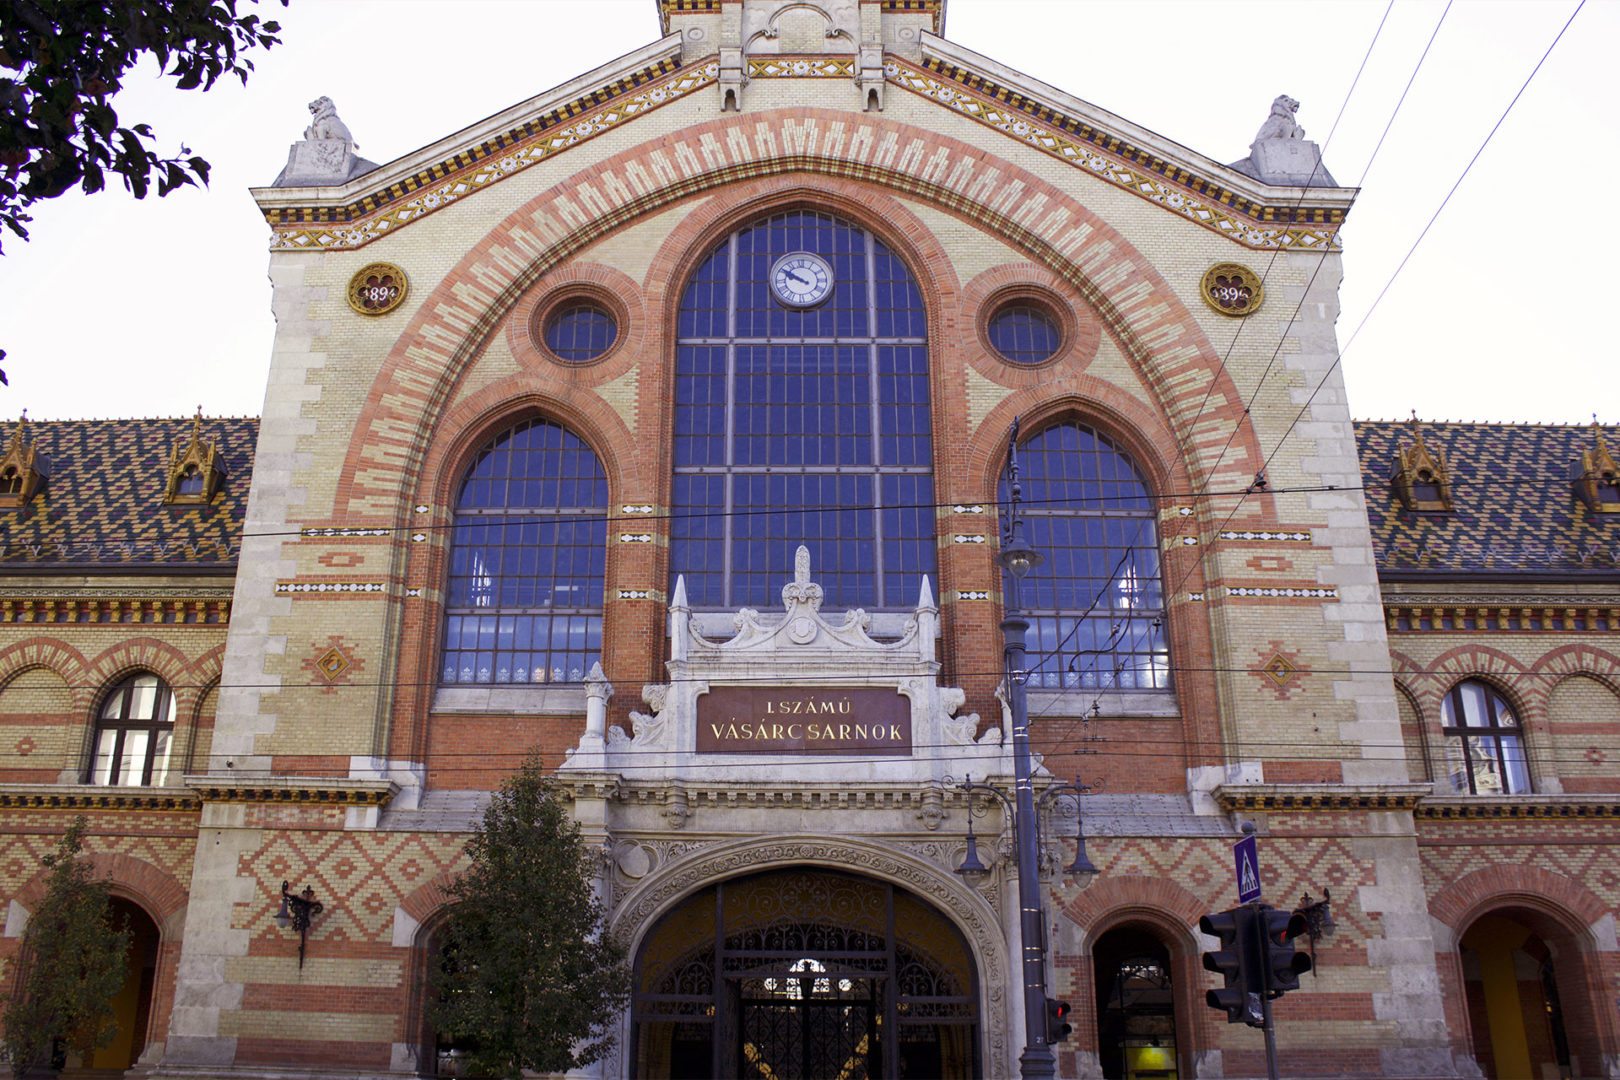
[
  {"x1": 1441, "y1": 680, "x2": 1530, "y2": 794},
  {"x1": 1002, "y1": 422, "x2": 1169, "y2": 690},
  {"x1": 89, "y1": 673, "x2": 174, "y2": 786},
  {"x1": 670, "y1": 210, "x2": 935, "y2": 610},
  {"x1": 441, "y1": 418, "x2": 607, "y2": 685}
]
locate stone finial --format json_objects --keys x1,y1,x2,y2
[
  {"x1": 272, "y1": 96, "x2": 378, "y2": 187},
  {"x1": 781, "y1": 545, "x2": 824, "y2": 612},
  {"x1": 1228, "y1": 94, "x2": 1337, "y2": 188}
]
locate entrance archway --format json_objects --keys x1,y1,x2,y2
[
  {"x1": 1459, "y1": 910, "x2": 1583, "y2": 1079},
  {"x1": 88, "y1": 896, "x2": 160, "y2": 1069},
  {"x1": 631, "y1": 868, "x2": 979, "y2": 1079},
  {"x1": 1093, "y1": 926, "x2": 1180, "y2": 1080}
]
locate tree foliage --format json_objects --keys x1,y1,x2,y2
[
  {"x1": 0, "y1": 0, "x2": 286, "y2": 251},
  {"x1": 1, "y1": 817, "x2": 129, "y2": 1076},
  {"x1": 430, "y1": 756, "x2": 630, "y2": 1077}
]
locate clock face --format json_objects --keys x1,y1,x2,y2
[{"x1": 770, "y1": 252, "x2": 835, "y2": 308}]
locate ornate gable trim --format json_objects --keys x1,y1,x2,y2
[
  {"x1": 0, "y1": 414, "x2": 45, "y2": 511},
  {"x1": 164, "y1": 409, "x2": 225, "y2": 506},
  {"x1": 1392, "y1": 415, "x2": 1452, "y2": 512},
  {"x1": 255, "y1": 48, "x2": 1348, "y2": 253}
]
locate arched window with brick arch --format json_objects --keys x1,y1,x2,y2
[
  {"x1": 1000, "y1": 421, "x2": 1169, "y2": 691},
  {"x1": 1441, "y1": 679, "x2": 1530, "y2": 794},
  {"x1": 669, "y1": 209, "x2": 935, "y2": 611},
  {"x1": 89, "y1": 672, "x2": 175, "y2": 786},
  {"x1": 440, "y1": 417, "x2": 607, "y2": 685}
]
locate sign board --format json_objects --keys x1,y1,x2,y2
[
  {"x1": 696, "y1": 686, "x2": 912, "y2": 755},
  {"x1": 1233, "y1": 834, "x2": 1262, "y2": 904}
]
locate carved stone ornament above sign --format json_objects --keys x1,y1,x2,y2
[{"x1": 562, "y1": 546, "x2": 1016, "y2": 784}]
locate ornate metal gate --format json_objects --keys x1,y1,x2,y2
[{"x1": 633, "y1": 869, "x2": 979, "y2": 1079}]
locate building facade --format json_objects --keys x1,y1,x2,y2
[{"x1": 1, "y1": 2, "x2": 1618, "y2": 1077}]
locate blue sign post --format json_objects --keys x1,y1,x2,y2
[{"x1": 1234, "y1": 834, "x2": 1262, "y2": 904}]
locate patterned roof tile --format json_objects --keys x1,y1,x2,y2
[
  {"x1": 0, "y1": 417, "x2": 257, "y2": 569},
  {"x1": 1355, "y1": 421, "x2": 1620, "y2": 577}
]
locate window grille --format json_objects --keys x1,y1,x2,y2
[
  {"x1": 441, "y1": 418, "x2": 606, "y2": 685},
  {"x1": 1441, "y1": 680, "x2": 1530, "y2": 794},
  {"x1": 89, "y1": 673, "x2": 174, "y2": 786},
  {"x1": 1002, "y1": 422, "x2": 1170, "y2": 691},
  {"x1": 671, "y1": 210, "x2": 935, "y2": 610}
]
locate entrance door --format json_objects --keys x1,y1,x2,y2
[
  {"x1": 632, "y1": 869, "x2": 978, "y2": 1079},
  {"x1": 1094, "y1": 926, "x2": 1179, "y2": 1080},
  {"x1": 737, "y1": 966, "x2": 880, "y2": 1079}
]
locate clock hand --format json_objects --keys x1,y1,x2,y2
[{"x1": 785, "y1": 270, "x2": 810, "y2": 285}]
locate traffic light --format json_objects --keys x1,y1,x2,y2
[
  {"x1": 1199, "y1": 906, "x2": 1261, "y2": 1026},
  {"x1": 1261, "y1": 905, "x2": 1312, "y2": 997},
  {"x1": 1045, "y1": 997, "x2": 1073, "y2": 1043}
]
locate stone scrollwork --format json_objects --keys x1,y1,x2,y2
[
  {"x1": 939, "y1": 686, "x2": 997, "y2": 747},
  {"x1": 618, "y1": 682, "x2": 672, "y2": 749},
  {"x1": 612, "y1": 834, "x2": 1010, "y2": 1071}
]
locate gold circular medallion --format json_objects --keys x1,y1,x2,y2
[
  {"x1": 347, "y1": 263, "x2": 408, "y2": 316},
  {"x1": 1200, "y1": 263, "x2": 1263, "y2": 317}
]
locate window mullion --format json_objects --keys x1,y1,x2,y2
[
  {"x1": 722, "y1": 233, "x2": 739, "y2": 609},
  {"x1": 865, "y1": 231, "x2": 885, "y2": 606}
]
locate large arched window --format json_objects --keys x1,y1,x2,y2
[
  {"x1": 670, "y1": 210, "x2": 935, "y2": 610},
  {"x1": 1441, "y1": 680, "x2": 1530, "y2": 794},
  {"x1": 89, "y1": 673, "x2": 174, "y2": 786},
  {"x1": 1002, "y1": 422, "x2": 1169, "y2": 690},
  {"x1": 441, "y1": 418, "x2": 607, "y2": 685}
]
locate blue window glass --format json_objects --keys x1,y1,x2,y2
[
  {"x1": 441, "y1": 418, "x2": 607, "y2": 685},
  {"x1": 671, "y1": 210, "x2": 936, "y2": 610},
  {"x1": 988, "y1": 304, "x2": 1061, "y2": 364},
  {"x1": 1001, "y1": 423, "x2": 1170, "y2": 691},
  {"x1": 544, "y1": 303, "x2": 618, "y2": 362}
]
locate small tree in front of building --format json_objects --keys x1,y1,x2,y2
[
  {"x1": 1, "y1": 817, "x2": 129, "y2": 1076},
  {"x1": 429, "y1": 755, "x2": 629, "y2": 1077}
]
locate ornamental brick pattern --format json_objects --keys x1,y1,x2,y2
[{"x1": 0, "y1": 6, "x2": 1614, "y2": 1078}]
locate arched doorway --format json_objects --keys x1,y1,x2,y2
[
  {"x1": 88, "y1": 896, "x2": 160, "y2": 1069},
  {"x1": 1459, "y1": 911, "x2": 1578, "y2": 1079},
  {"x1": 631, "y1": 868, "x2": 979, "y2": 1079},
  {"x1": 1093, "y1": 926, "x2": 1180, "y2": 1080}
]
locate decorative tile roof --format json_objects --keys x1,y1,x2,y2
[
  {"x1": 0, "y1": 417, "x2": 257, "y2": 569},
  {"x1": 1355, "y1": 421, "x2": 1620, "y2": 578}
]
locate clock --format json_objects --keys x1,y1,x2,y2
[{"x1": 770, "y1": 252, "x2": 835, "y2": 308}]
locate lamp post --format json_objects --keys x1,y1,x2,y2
[{"x1": 998, "y1": 416, "x2": 1060, "y2": 1079}]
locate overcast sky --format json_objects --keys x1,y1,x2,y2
[{"x1": 0, "y1": 0, "x2": 1609, "y2": 424}]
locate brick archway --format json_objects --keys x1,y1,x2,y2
[
  {"x1": 331, "y1": 109, "x2": 1260, "y2": 533},
  {"x1": 1057, "y1": 876, "x2": 1213, "y2": 1080},
  {"x1": 1431, "y1": 865, "x2": 1617, "y2": 1077}
]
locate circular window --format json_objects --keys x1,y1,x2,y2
[
  {"x1": 543, "y1": 302, "x2": 618, "y2": 362},
  {"x1": 987, "y1": 303, "x2": 1062, "y2": 364}
]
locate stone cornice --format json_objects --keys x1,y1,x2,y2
[
  {"x1": 1214, "y1": 783, "x2": 1430, "y2": 813},
  {"x1": 251, "y1": 35, "x2": 685, "y2": 225},
  {"x1": 253, "y1": 35, "x2": 1350, "y2": 254},
  {"x1": 1385, "y1": 600, "x2": 1619, "y2": 634},
  {"x1": 183, "y1": 776, "x2": 398, "y2": 806},
  {"x1": 918, "y1": 34, "x2": 1356, "y2": 216},
  {"x1": 0, "y1": 593, "x2": 231, "y2": 626},
  {"x1": 1417, "y1": 795, "x2": 1620, "y2": 821},
  {"x1": 0, "y1": 784, "x2": 200, "y2": 812}
]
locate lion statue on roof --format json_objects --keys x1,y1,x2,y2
[
  {"x1": 1252, "y1": 94, "x2": 1305, "y2": 145},
  {"x1": 303, "y1": 96, "x2": 357, "y2": 148}
]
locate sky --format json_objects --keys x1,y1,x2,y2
[{"x1": 0, "y1": 0, "x2": 1611, "y2": 424}]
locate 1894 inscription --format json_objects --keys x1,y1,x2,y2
[{"x1": 696, "y1": 686, "x2": 912, "y2": 755}]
